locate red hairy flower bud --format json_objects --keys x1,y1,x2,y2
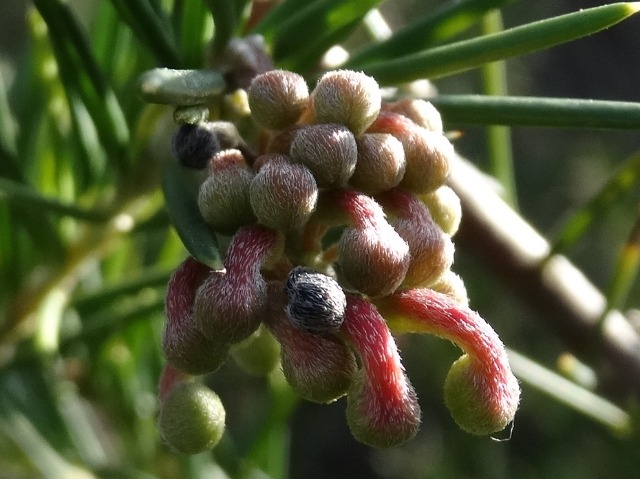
[
  {"x1": 163, "y1": 257, "x2": 230, "y2": 374},
  {"x1": 265, "y1": 282, "x2": 356, "y2": 403},
  {"x1": 349, "y1": 133, "x2": 406, "y2": 194},
  {"x1": 376, "y1": 288, "x2": 520, "y2": 435},
  {"x1": 341, "y1": 295, "x2": 421, "y2": 448},
  {"x1": 384, "y1": 98, "x2": 443, "y2": 133},
  {"x1": 194, "y1": 225, "x2": 283, "y2": 344}
]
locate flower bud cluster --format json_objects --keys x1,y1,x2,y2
[{"x1": 159, "y1": 67, "x2": 519, "y2": 452}]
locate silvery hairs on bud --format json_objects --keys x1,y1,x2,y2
[{"x1": 285, "y1": 266, "x2": 347, "y2": 334}]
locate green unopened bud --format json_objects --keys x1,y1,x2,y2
[
  {"x1": 248, "y1": 70, "x2": 310, "y2": 130},
  {"x1": 289, "y1": 123, "x2": 357, "y2": 187},
  {"x1": 250, "y1": 155, "x2": 318, "y2": 231},
  {"x1": 420, "y1": 186, "x2": 462, "y2": 237},
  {"x1": 158, "y1": 381, "x2": 226, "y2": 454},
  {"x1": 231, "y1": 324, "x2": 281, "y2": 376},
  {"x1": 431, "y1": 270, "x2": 469, "y2": 306},
  {"x1": 197, "y1": 149, "x2": 256, "y2": 235},
  {"x1": 444, "y1": 354, "x2": 519, "y2": 435},
  {"x1": 349, "y1": 133, "x2": 406, "y2": 194},
  {"x1": 312, "y1": 70, "x2": 381, "y2": 135}
]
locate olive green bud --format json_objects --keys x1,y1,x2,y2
[
  {"x1": 420, "y1": 186, "x2": 462, "y2": 236},
  {"x1": 248, "y1": 70, "x2": 310, "y2": 130},
  {"x1": 289, "y1": 123, "x2": 357, "y2": 187},
  {"x1": 250, "y1": 155, "x2": 318, "y2": 231},
  {"x1": 197, "y1": 149, "x2": 256, "y2": 235},
  {"x1": 158, "y1": 381, "x2": 226, "y2": 454},
  {"x1": 444, "y1": 354, "x2": 520, "y2": 435},
  {"x1": 231, "y1": 324, "x2": 281, "y2": 376},
  {"x1": 312, "y1": 70, "x2": 381, "y2": 135},
  {"x1": 163, "y1": 257, "x2": 229, "y2": 374},
  {"x1": 349, "y1": 133, "x2": 406, "y2": 194},
  {"x1": 431, "y1": 271, "x2": 469, "y2": 306},
  {"x1": 384, "y1": 98, "x2": 443, "y2": 133}
]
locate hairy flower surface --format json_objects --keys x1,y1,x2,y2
[{"x1": 159, "y1": 66, "x2": 520, "y2": 451}]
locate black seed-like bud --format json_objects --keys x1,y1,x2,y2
[
  {"x1": 285, "y1": 266, "x2": 347, "y2": 334},
  {"x1": 172, "y1": 123, "x2": 221, "y2": 169}
]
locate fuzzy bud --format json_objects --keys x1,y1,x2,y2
[
  {"x1": 284, "y1": 266, "x2": 347, "y2": 334},
  {"x1": 312, "y1": 70, "x2": 381, "y2": 135},
  {"x1": 342, "y1": 296, "x2": 421, "y2": 448},
  {"x1": 250, "y1": 155, "x2": 318, "y2": 231},
  {"x1": 163, "y1": 257, "x2": 230, "y2": 374},
  {"x1": 158, "y1": 381, "x2": 226, "y2": 454},
  {"x1": 431, "y1": 271, "x2": 469, "y2": 306},
  {"x1": 248, "y1": 70, "x2": 310, "y2": 130},
  {"x1": 265, "y1": 282, "x2": 356, "y2": 403},
  {"x1": 376, "y1": 288, "x2": 520, "y2": 436},
  {"x1": 289, "y1": 123, "x2": 357, "y2": 187},
  {"x1": 172, "y1": 123, "x2": 221, "y2": 169},
  {"x1": 194, "y1": 225, "x2": 283, "y2": 344},
  {"x1": 384, "y1": 98, "x2": 443, "y2": 133},
  {"x1": 369, "y1": 111, "x2": 453, "y2": 194},
  {"x1": 420, "y1": 186, "x2": 462, "y2": 237},
  {"x1": 197, "y1": 149, "x2": 256, "y2": 235},
  {"x1": 349, "y1": 133, "x2": 406, "y2": 194},
  {"x1": 231, "y1": 324, "x2": 281, "y2": 376}
]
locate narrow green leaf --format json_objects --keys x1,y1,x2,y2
[
  {"x1": 251, "y1": 0, "x2": 321, "y2": 40},
  {"x1": 0, "y1": 177, "x2": 111, "y2": 222},
  {"x1": 162, "y1": 160, "x2": 223, "y2": 269},
  {"x1": 179, "y1": 0, "x2": 211, "y2": 68},
  {"x1": 258, "y1": 0, "x2": 383, "y2": 72},
  {"x1": 346, "y1": 0, "x2": 515, "y2": 68},
  {"x1": 0, "y1": 68, "x2": 18, "y2": 157},
  {"x1": 362, "y1": 3, "x2": 640, "y2": 85},
  {"x1": 205, "y1": 0, "x2": 248, "y2": 59},
  {"x1": 108, "y1": 0, "x2": 181, "y2": 67},
  {"x1": 431, "y1": 95, "x2": 640, "y2": 130},
  {"x1": 481, "y1": 9, "x2": 517, "y2": 209},
  {"x1": 550, "y1": 152, "x2": 640, "y2": 256},
  {"x1": 30, "y1": 1, "x2": 131, "y2": 171},
  {"x1": 604, "y1": 214, "x2": 640, "y2": 314}
]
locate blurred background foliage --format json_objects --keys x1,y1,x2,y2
[{"x1": 1, "y1": 0, "x2": 640, "y2": 478}]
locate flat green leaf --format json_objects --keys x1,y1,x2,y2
[
  {"x1": 431, "y1": 95, "x2": 640, "y2": 129},
  {"x1": 550, "y1": 152, "x2": 640, "y2": 256},
  {"x1": 256, "y1": 0, "x2": 384, "y2": 73},
  {"x1": 362, "y1": 3, "x2": 640, "y2": 85},
  {"x1": 161, "y1": 159, "x2": 223, "y2": 269},
  {"x1": 346, "y1": 0, "x2": 515, "y2": 68}
]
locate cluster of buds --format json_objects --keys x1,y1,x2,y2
[{"x1": 158, "y1": 68, "x2": 519, "y2": 452}]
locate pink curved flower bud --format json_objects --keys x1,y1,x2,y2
[
  {"x1": 341, "y1": 295, "x2": 421, "y2": 448},
  {"x1": 320, "y1": 189, "x2": 410, "y2": 297},
  {"x1": 264, "y1": 282, "x2": 356, "y2": 403},
  {"x1": 194, "y1": 225, "x2": 283, "y2": 344},
  {"x1": 376, "y1": 288, "x2": 520, "y2": 435},
  {"x1": 163, "y1": 257, "x2": 230, "y2": 374},
  {"x1": 312, "y1": 70, "x2": 381, "y2": 135},
  {"x1": 377, "y1": 188, "x2": 454, "y2": 288}
]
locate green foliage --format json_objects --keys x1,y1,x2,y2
[{"x1": 1, "y1": 0, "x2": 640, "y2": 478}]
